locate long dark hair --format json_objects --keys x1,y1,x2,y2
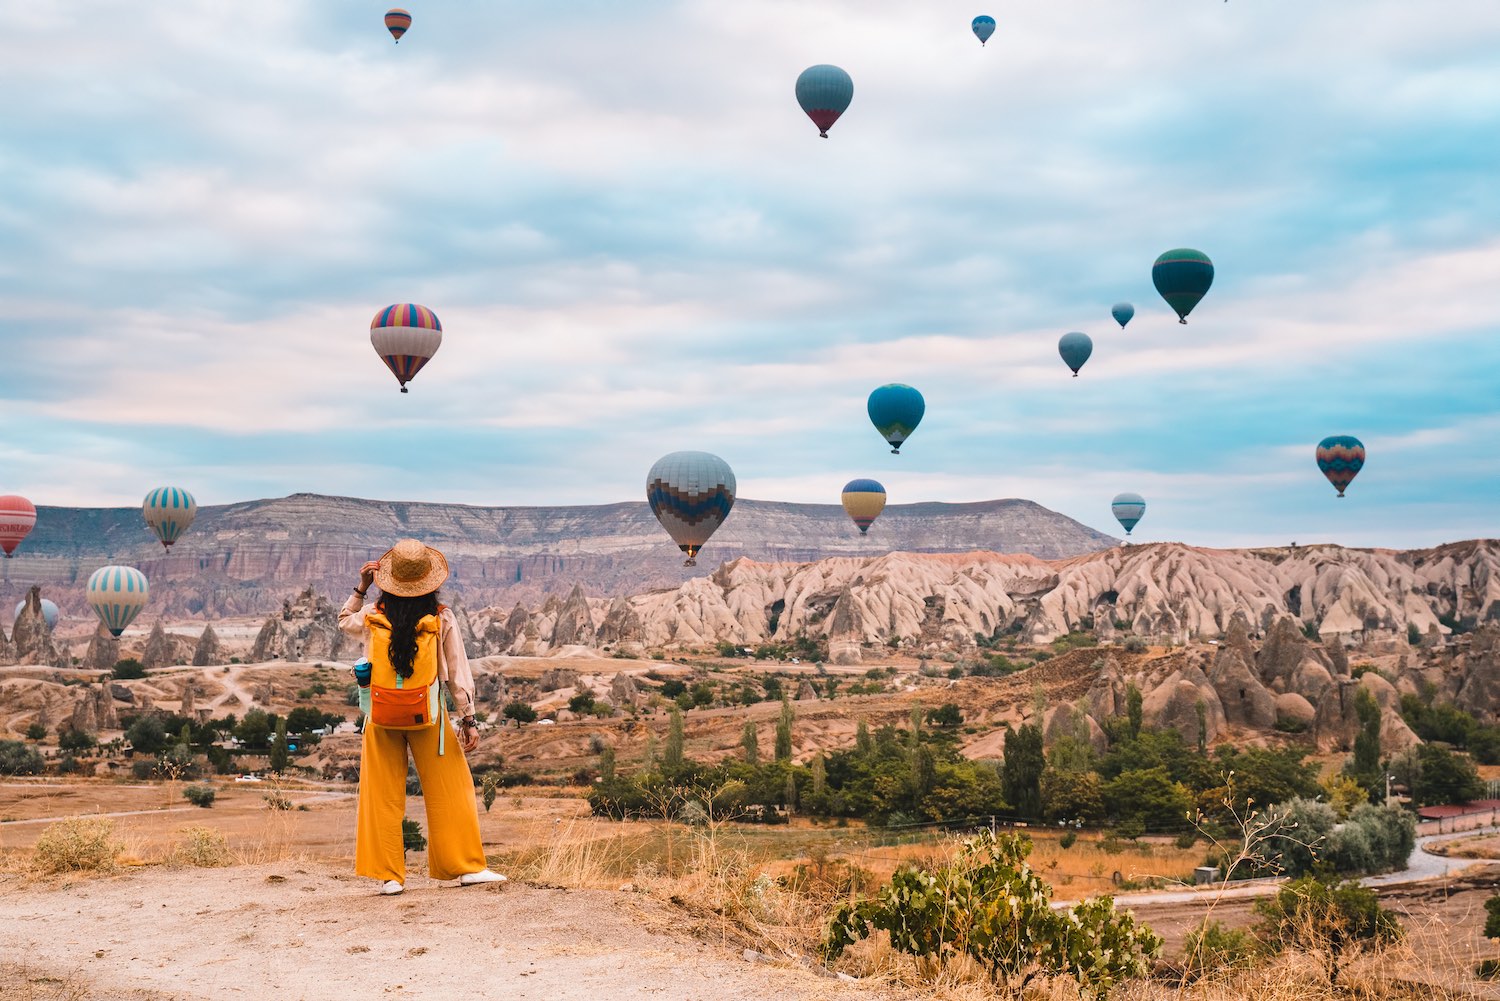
[{"x1": 377, "y1": 591, "x2": 440, "y2": 678}]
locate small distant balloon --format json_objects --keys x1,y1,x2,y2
[
  {"x1": 86, "y1": 566, "x2": 149, "y2": 638},
  {"x1": 1152, "y1": 249, "x2": 1214, "y2": 324},
  {"x1": 647, "y1": 451, "x2": 736, "y2": 567},
  {"x1": 1111, "y1": 492, "x2": 1146, "y2": 536},
  {"x1": 971, "y1": 15, "x2": 996, "y2": 45},
  {"x1": 15, "y1": 598, "x2": 59, "y2": 630},
  {"x1": 1111, "y1": 303, "x2": 1134, "y2": 329},
  {"x1": 867, "y1": 384, "x2": 925, "y2": 454},
  {"x1": 795, "y1": 64, "x2": 853, "y2": 138},
  {"x1": 143, "y1": 486, "x2": 197, "y2": 550},
  {"x1": 371, "y1": 304, "x2": 442, "y2": 393},
  {"x1": 1316, "y1": 435, "x2": 1365, "y2": 498},
  {"x1": 385, "y1": 8, "x2": 411, "y2": 43},
  {"x1": 0, "y1": 495, "x2": 36, "y2": 558},
  {"x1": 841, "y1": 479, "x2": 887, "y2": 535},
  {"x1": 1058, "y1": 332, "x2": 1093, "y2": 376}
]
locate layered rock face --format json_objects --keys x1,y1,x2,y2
[{"x1": 10, "y1": 494, "x2": 1116, "y2": 619}]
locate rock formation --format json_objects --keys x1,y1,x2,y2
[
  {"x1": 84, "y1": 624, "x2": 121, "y2": 673},
  {"x1": 192, "y1": 624, "x2": 224, "y2": 666},
  {"x1": 250, "y1": 588, "x2": 345, "y2": 662},
  {"x1": 12, "y1": 587, "x2": 65, "y2": 667}
]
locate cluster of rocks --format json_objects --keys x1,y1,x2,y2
[
  {"x1": 250, "y1": 587, "x2": 346, "y2": 661},
  {"x1": 0, "y1": 587, "x2": 68, "y2": 668}
]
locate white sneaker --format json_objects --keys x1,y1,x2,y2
[
  {"x1": 459, "y1": 869, "x2": 507, "y2": 886},
  {"x1": 380, "y1": 880, "x2": 404, "y2": 896}
]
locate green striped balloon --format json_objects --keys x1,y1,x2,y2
[
  {"x1": 142, "y1": 486, "x2": 197, "y2": 549},
  {"x1": 86, "y1": 565, "x2": 150, "y2": 637}
]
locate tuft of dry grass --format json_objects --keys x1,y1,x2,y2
[
  {"x1": 29, "y1": 817, "x2": 120, "y2": 875},
  {"x1": 170, "y1": 826, "x2": 232, "y2": 868}
]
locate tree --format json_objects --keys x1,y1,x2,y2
[
  {"x1": 401, "y1": 816, "x2": 427, "y2": 854},
  {"x1": 784, "y1": 771, "x2": 799, "y2": 811},
  {"x1": 1001, "y1": 724, "x2": 1044, "y2": 818},
  {"x1": 268, "y1": 719, "x2": 290, "y2": 773},
  {"x1": 855, "y1": 718, "x2": 872, "y2": 755},
  {"x1": 1485, "y1": 895, "x2": 1500, "y2": 941},
  {"x1": 740, "y1": 721, "x2": 759, "y2": 764},
  {"x1": 1393, "y1": 744, "x2": 1486, "y2": 808},
  {"x1": 1254, "y1": 874, "x2": 1401, "y2": 986},
  {"x1": 126, "y1": 716, "x2": 168, "y2": 756},
  {"x1": 25, "y1": 722, "x2": 47, "y2": 741},
  {"x1": 1041, "y1": 767, "x2": 1105, "y2": 824},
  {"x1": 775, "y1": 697, "x2": 794, "y2": 762},
  {"x1": 1321, "y1": 772, "x2": 1369, "y2": 821},
  {"x1": 811, "y1": 753, "x2": 826, "y2": 800},
  {"x1": 1101, "y1": 767, "x2": 1193, "y2": 834},
  {"x1": 927, "y1": 703, "x2": 963, "y2": 728},
  {"x1": 233, "y1": 710, "x2": 272, "y2": 750},
  {"x1": 502, "y1": 700, "x2": 537, "y2": 724},
  {"x1": 1344, "y1": 687, "x2": 1382, "y2": 798},
  {"x1": 663, "y1": 708, "x2": 685, "y2": 770},
  {"x1": 568, "y1": 692, "x2": 596, "y2": 714},
  {"x1": 0, "y1": 740, "x2": 44, "y2": 776},
  {"x1": 112, "y1": 659, "x2": 146, "y2": 680},
  {"x1": 59, "y1": 729, "x2": 97, "y2": 753},
  {"x1": 285, "y1": 706, "x2": 325, "y2": 735},
  {"x1": 1125, "y1": 684, "x2": 1143, "y2": 741}
]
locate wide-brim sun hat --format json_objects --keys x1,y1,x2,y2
[{"x1": 374, "y1": 538, "x2": 449, "y2": 597}]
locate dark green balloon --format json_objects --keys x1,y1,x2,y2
[{"x1": 1152, "y1": 248, "x2": 1214, "y2": 324}]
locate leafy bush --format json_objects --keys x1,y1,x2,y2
[
  {"x1": 112, "y1": 658, "x2": 146, "y2": 680},
  {"x1": 172, "y1": 825, "x2": 231, "y2": 867},
  {"x1": 183, "y1": 784, "x2": 217, "y2": 808},
  {"x1": 0, "y1": 739, "x2": 44, "y2": 775},
  {"x1": 1122, "y1": 636, "x2": 1148, "y2": 653},
  {"x1": 1182, "y1": 919, "x2": 1256, "y2": 981},
  {"x1": 25, "y1": 722, "x2": 47, "y2": 741},
  {"x1": 125, "y1": 716, "x2": 168, "y2": 756},
  {"x1": 401, "y1": 816, "x2": 427, "y2": 853},
  {"x1": 31, "y1": 817, "x2": 120, "y2": 874},
  {"x1": 1058, "y1": 830, "x2": 1077, "y2": 850},
  {"x1": 1255, "y1": 874, "x2": 1400, "y2": 986},
  {"x1": 502, "y1": 700, "x2": 538, "y2": 724},
  {"x1": 58, "y1": 729, "x2": 97, "y2": 752},
  {"x1": 824, "y1": 830, "x2": 1161, "y2": 994},
  {"x1": 1485, "y1": 894, "x2": 1500, "y2": 940}
]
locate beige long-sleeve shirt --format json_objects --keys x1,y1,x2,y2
[{"x1": 338, "y1": 594, "x2": 475, "y2": 717}]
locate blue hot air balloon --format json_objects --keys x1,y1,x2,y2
[
  {"x1": 647, "y1": 451, "x2": 736, "y2": 567},
  {"x1": 1152, "y1": 249, "x2": 1214, "y2": 324},
  {"x1": 795, "y1": 65, "x2": 853, "y2": 138},
  {"x1": 1111, "y1": 303, "x2": 1134, "y2": 329},
  {"x1": 867, "y1": 384, "x2": 925, "y2": 454},
  {"x1": 1058, "y1": 332, "x2": 1093, "y2": 376},
  {"x1": 14, "y1": 598, "x2": 59, "y2": 630},
  {"x1": 972, "y1": 15, "x2": 996, "y2": 45},
  {"x1": 143, "y1": 486, "x2": 197, "y2": 550},
  {"x1": 1111, "y1": 492, "x2": 1146, "y2": 536}
]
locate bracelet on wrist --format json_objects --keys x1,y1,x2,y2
[{"x1": 353, "y1": 587, "x2": 367, "y2": 597}]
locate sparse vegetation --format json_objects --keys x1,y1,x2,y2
[
  {"x1": 183, "y1": 784, "x2": 217, "y2": 808},
  {"x1": 171, "y1": 825, "x2": 231, "y2": 867},
  {"x1": 402, "y1": 816, "x2": 427, "y2": 853},
  {"x1": 0, "y1": 739, "x2": 44, "y2": 776},
  {"x1": 1253, "y1": 872, "x2": 1401, "y2": 986},
  {"x1": 111, "y1": 658, "x2": 146, "y2": 680},
  {"x1": 31, "y1": 817, "x2": 120, "y2": 874}
]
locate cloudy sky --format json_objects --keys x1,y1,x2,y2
[{"x1": 2, "y1": 1, "x2": 1497, "y2": 549}]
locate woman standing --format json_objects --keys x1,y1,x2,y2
[{"x1": 339, "y1": 538, "x2": 505, "y2": 895}]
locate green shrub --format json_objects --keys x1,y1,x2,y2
[
  {"x1": 1058, "y1": 830, "x2": 1077, "y2": 850},
  {"x1": 25, "y1": 722, "x2": 47, "y2": 741},
  {"x1": 1122, "y1": 636, "x2": 1148, "y2": 653},
  {"x1": 183, "y1": 784, "x2": 217, "y2": 808},
  {"x1": 1182, "y1": 919, "x2": 1256, "y2": 981},
  {"x1": 112, "y1": 659, "x2": 147, "y2": 679},
  {"x1": 401, "y1": 816, "x2": 427, "y2": 853},
  {"x1": 0, "y1": 739, "x2": 44, "y2": 775},
  {"x1": 58, "y1": 729, "x2": 97, "y2": 752},
  {"x1": 1254, "y1": 874, "x2": 1400, "y2": 986}
]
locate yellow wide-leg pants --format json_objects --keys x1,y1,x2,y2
[{"x1": 356, "y1": 720, "x2": 486, "y2": 883}]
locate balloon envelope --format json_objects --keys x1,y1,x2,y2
[
  {"x1": 143, "y1": 486, "x2": 197, "y2": 549},
  {"x1": 867, "y1": 384, "x2": 925, "y2": 453},
  {"x1": 0, "y1": 495, "x2": 36, "y2": 558},
  {"x1": 1152, "y1": 249, "x2": 1214, "y2": 323},
  {"x1": 795, "y1": 64, "x2": 853, "y2": 137},
  {"x1": 1111, "y1": 302, "x2": 1134, "y2": 329},
  {"x1": 841, "y1": 479, "x2": 887, "y2": 534},
  {"x1": 385, "y1": 8, "x2": 411, "y2": 42},
  {"x1": 86, "y1": 566, "x2": 149, "y2": 638},
  {"x1": 647, "y1": 452, "x2": 736, "y2": 566},
  {"x1": 1111, "y1": 492, "x2": 1146, "y2": 535},
  {"x1": 371, "y1": 304, "x2": 442, "y2": 392},
  {"x1": 15, "y1": 598, "x2": 59, "y2": 630},
  {"x1": 1316, "y1": 435, "x2": 1365, "y2": 497},
  {"x1": 1058, "y1": 332, "x2": 1093, "y2": 376},
  {"x1": 972, "y1": 15, "x2": 996, "y2": 44}
]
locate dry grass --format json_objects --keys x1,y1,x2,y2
[
  {"x1": 29, "y1": 817, "x2": 121, "y2": 875},
  {"x1": 170, "y1": 826, "x2": 232, "y2": 868}
]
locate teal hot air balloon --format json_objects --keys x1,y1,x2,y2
[
  {"x1": 868, "y1": 384, "x2": 925, "y2": 454},
  {"x1": 1111, "y1": 492, "x2": 1146, "y2": 535},
  {"x1": 1316, "y1": 435, "x2": 1365, "y2": 498},
  {"x1": 143, "y1": 486, "x2": 197, "y2": 549},
  {"x1": 1111, "y1": 302, "x2": 1134, "y2": 329},
  {"x1": 1058, "y1": 332, "x2": 1093, "y2": 376},
  {"x1": 1152, "y1": 249, "x2": 1214, "y2": 324},
  {"x1": 647, "y1": 451, "x2": 736, "y2": 567},
  {"x1": 971, "y1": 15, "x2": 996, "y2": 45},
  {"x1": 795, "y1": 64, "x2": 853, "y2": 138},
  {"x1": 86, "y1": 566, "x2": 149, "y2": 638}
]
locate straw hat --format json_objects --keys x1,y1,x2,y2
[{"x1": 374, "y1": 538, "x2": 449, "y2": 597}]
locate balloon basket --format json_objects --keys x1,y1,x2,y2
[
  {"x1": 683, "y1": 558, "x2": 697, "y2": 567},
  {"x1": 400, "y1": 386, "x2": 409, "y2": 394}
]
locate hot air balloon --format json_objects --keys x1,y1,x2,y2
[
  {"x1": 972, "y1": 15, "x2": 996, "y2": 45},
  {"x1": 143, "y1": 487, "x2": 197, "y2": 550},
  {"x1": 841, "y1": 479, "x2": 887, "y2": 534},
  {"x1": 1152, "y1": 249, "x2": 1214, "y2": 324},
  {"x1": 1316, "y1": 435, "x2": 1365, "y2": 498},
  {"x1": 0, "y1": 496, "x2": 36, "y2": 558},
  {"x1": 1111, "y1": 492, "x2": 1146, "y2": 535},
  {"x1": 14, "y1": 598, "x2": 59, "y2": 630},
  {"x1": 867, "y1": 384, "x2": 925, "y2": 454},
  {"x1": 647, "y1": 452, "x2": 736, "y2": 567},
  {"x1": 86, "y1": 566, "x2": 149, "y2": 638},
  {"x1": 1111, "y1": 303, "x2": 1134, "y2": 329},
  {"x1": 795, "y1": 65, "x2": 853, "y2": 138},
  {"x1": 385, "y1": 8, "x2": 411, "y2": 43},
  {"x1": 371, "y1": 303, "x2": 442, "y2": 393},
  {"x1": 1058, "y1": 332, "x2": 1093, "y2": 376}
]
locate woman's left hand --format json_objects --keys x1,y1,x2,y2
[{"x1": 459, "y1": 721, "x2": 480, "y2": 753}]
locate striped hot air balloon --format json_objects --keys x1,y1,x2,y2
[
  {"x1": 1111, "y1": 492, "x2": 1146, "y2": 535},
  {"x1": 972, "y1": 15, "x2": 996, "y2": 45},
  {"x1": 841, "y1": 479, "x2": 887, "y2": 534},
  {"x1": 647, "y1": 452, "x2": 736, "y2": 567},
  {"x1": 0, "y1": 495, "x2": 37, "y2": 558},
  {"x1": 143, "y1": 486, "x2": 197, "y2": 550},
  {"x1": 1058, "y1": 332, "x2": 1093, "y2": 376},
  {"x1": 385, "y1": 8, "x2": 412, "y2": 43},
  {"x1": 1152, "y1": 249, "x2": 1214, "y2": 324},
  {"x1": 795, "y1": 65, "x2": 853, "y2": 138},
  {"x1": 868, "y1": 384, "x2": 925, "y2": 454},
  {"x1": 86, "y1": 566, "x2": 149, "y2": 638},
  {"x1": 370, "y1": 303, "x2": 442, "y2": 393},
  {"x1": 1316, "y1": 435, "x2": 1365, "y2": 497}
]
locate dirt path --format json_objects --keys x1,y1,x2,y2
[{"x1": 0, "y1": 864, "x2": 881, "y2": 1001}]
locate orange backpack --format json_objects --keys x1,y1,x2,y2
[{"x1": 364, "y1": 609, "x2": 445, "y2": 730}]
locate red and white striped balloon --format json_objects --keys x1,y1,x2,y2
[{"x1": 0, "y1": 495, "x2": 36, "y2": 557}]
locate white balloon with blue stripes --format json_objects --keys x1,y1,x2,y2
[
  {"x1": 142, "y1": 486, "x2": 197, "y2": 549},
  {"x1": 86, "y1": 565, "x2": 150, "y2": 637}
]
